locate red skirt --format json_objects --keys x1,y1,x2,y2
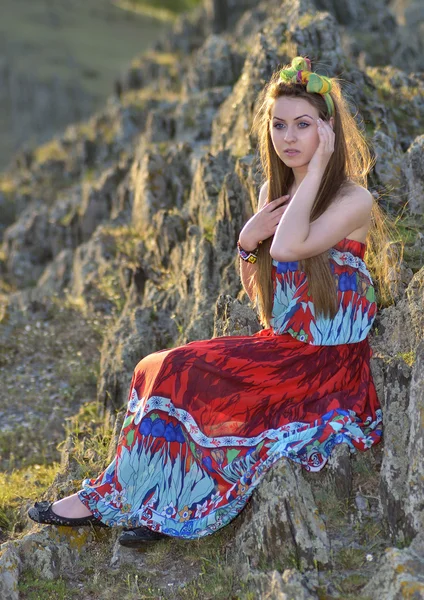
[{"x1": 78, "y1": 327, "x2": 382, "y2": 538}]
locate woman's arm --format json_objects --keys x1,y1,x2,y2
[{"x1": 238, "y1": 181, "x2": 268, "y2": 303}]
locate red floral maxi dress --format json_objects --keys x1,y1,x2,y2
[{"x1": 78, "y1": 237, "x2": 382, "y2": 539}]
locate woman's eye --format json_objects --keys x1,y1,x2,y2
[{"x1": 274, "y1": 122, "x2": 309, "y2": 129}]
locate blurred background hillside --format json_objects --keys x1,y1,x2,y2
[{"x1": 0, "y1": 0, "x2": 201, "y2": 171}]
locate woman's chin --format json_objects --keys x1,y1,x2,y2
[{"x1": 281, "y1": 155, "x2": 308, "y2": 167}]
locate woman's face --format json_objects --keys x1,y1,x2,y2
[{"x1": 269, "y1": 97, "x2": 333, "y2": 168}]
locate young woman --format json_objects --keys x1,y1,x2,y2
[{"x1": 29, "y1": 56, "x2": 399, "y2": 546}]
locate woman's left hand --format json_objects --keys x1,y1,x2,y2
[{"x1": 307, "y1": 118, "x2": 335, "y2": 175}]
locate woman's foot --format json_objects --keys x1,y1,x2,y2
[
  {"x1": 50, "y1": 492, "x2": 93, "y2": 518},
  {"x1": 28, "y1": 492, "x2": 108, "y2": 527}
]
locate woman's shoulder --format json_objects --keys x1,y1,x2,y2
[
  {"x1": 331, "y1": 182, "x2": 373, "y2": 216},
  {"x1": 258, "y1": 180, "x2": 269, "y2": 211},
  {"x1": 259, "y1": 180, "x2": 269, "y2": 198},
  {"x1": 337, "y1": 180, "x2": 372, "y2": 201}
]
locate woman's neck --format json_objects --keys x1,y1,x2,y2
[{"x1": 289, "y1": 175, "x2": 307, "y2": 197}]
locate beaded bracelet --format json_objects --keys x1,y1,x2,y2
[{"x1": 237, "y1": 239, "x2": 263, "y2": 264}]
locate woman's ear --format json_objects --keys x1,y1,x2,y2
[{"x1": 329, "y1": 116, "x2": 334, "y2": 130}]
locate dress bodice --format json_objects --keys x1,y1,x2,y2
[{"x1": 270, "y1": 238, "x2": 377, "y2": 345}]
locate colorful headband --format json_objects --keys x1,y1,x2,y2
[{"x1": 279, "y1": 56, "x2": 335, "y2": 117}]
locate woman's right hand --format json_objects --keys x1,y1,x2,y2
[{"x1": 239, "y1": 195, "x2": 291, "y2": 250}]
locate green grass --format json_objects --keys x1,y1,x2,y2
[
  {"x1": 115, "y1": 0, "x2": 201, "y2": 22},
  {"x1": 0, "y1": 299, "x2": 105, "y2": 472},
  {"x1": 201, "y1": 214, "x2": 215, "y2": 244},
  {"x1": 312, "y1": 485, "x2": 353, "y2": 531},
  {"x1": 0, "y1": 463, "x2": 60, "y2": 535},
  {"x1": 0, "y1": 0, "x2": 170, "y2": 169},
  {"x1": 100, "y1": 223, "x2": 146, "y2": 267},
  {"x1": 18, "y1": 567, "x2": 78, "y2": 600},
  {"x1": 0, "y1": 1, "x2": 168, "y2": 96},
  {"x1": 34, "y1": 139, "x2": 68, "y2": 165},
  {"x1": 0, "y1": 421, "x2": 64, "y2": 472},
  {"x1": 394, "y1": 350, "x2": 416, "y2": 366},
  {"x1": 57, "y1": 401, "x2": 115, "y2": 481},
  {"x1": 392, "y1": 210, "x2": 424, "y2": 274},
  {"x1": 134, "y1": 0, "x2": 200, "y2": 12},
  {"x1": 364, "y1": 65, "x2": 424, "y2": 138}
]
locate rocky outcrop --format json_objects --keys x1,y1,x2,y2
[
  {"x1": 362, "y1": 533, "x2": 424, "y2": 599},
  {"x1": 230, "y1": 459, "x2": 331, "y2": 575},
  {"x1": 400, "y1": 133, "x2": 424, "y2": 215},
  {"x1": 182, "y1": 34, "x2": 246, "y2": 94}
]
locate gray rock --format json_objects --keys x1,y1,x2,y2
[
  {"x1": 2, "y1": 203, "x2": 52, "y2": 285},
  {"x1": 131, "y1": 141, "x2": 192, "y2": 228},
  {"x1": 230, "y1": 459, "x2": 330, "y2": 576},
  {"x1": 69, "y1": 226, "x2": 119, "y2": 314},
  {"x1": 378, "y1": 356, "x2": 413, "y2": 538},
  {"x1": 372, "y1": 129, "x2": 404, "y2": 191},
  {"x1": 0, "y1": 542, "x2": 20, "y2": 600},
  {"x1": 121, "y1": 51, "x2": 185, "y2": 94},
  {"x1": 372, "y1": 267, "x2": 424, "y2": 359},
  {"x1": 245, "y1": 568, "x2": 320, "y2": 599},
  {"x1": 97, "y1": 305, "x2": 178, "y2": 411},
  {"x1": 403, "y1": 340, "x2": 424, "y2": 539},
  {"x1": 143, "y1": 106, "x2": 177, "y2": 145},
  {"x1": 36, "y1": 249, "x2": 74, "y2": 297},
  {"x1": 182, "y1": 34, "x2": 246, "y2": 95},
  {"x1": 79, "y1": 164, "x2": 129, "y2": 243},
  {"x1": 188, "y1": 148, "x2": 234, "y2": 229},
  {"x1": 213, "y1": 294, "x2": 261, "y2": 337},
  {"x1": 370, "y1": 269, "x2": 424, "y2": 543},
  {"x1": 401, "y1": 134, "x2": 424, "y2": 216},
  {"x1": 362, "y1": 533, "x2": 424, "y2": 599},
  {"x1": 174, "y1": 87, "x2": 233, "y2": 143},
  {"x1": 147, "y1": 209, "x2": 187, "y2": 270},
  {"x1": 315, "y1": 0, "x2": 396, "y2": 28}
]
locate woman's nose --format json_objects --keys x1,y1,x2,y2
[{"x1": 284, "y1": 127, "x2": 296, "y2": 141}]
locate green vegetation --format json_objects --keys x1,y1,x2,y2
[
  {"x1": 201, "y1": 214, "x2": 215, "y2": 243},
  {"x1": 19, "y1": 568, "x2": 78, "y2": 600},
  {"x1": 392, "y1": 204, "x2": 424, "y2": 274},
  {"x1": 395, "y1": 350, "x2": 416, "y2": 366},
  {"x1": 0, "y1": 173, "x2": 17, "y2": 194},
  {"x1": 297, "y1": 13, "x2": 316, "y2": 28},
  {"x1": 313, "y1": 485, "x2": 353, "y2": 531},
  {"x1": 57, "y1": 401, "x2": 115, "y2": 481},
  {"x1": 0, "y1": 299, "x2": 105, "y2": 469},
  {"x1": 121, "y1": 86, "x2": 181, "y2": 111},
  {"x1": 16, "y1": 490, "x2": 251, "y2": 599},
  {"x1": 0, "y1": 464, "x2": 59, "y2": 535},
  {"x1": 394, "y1": 532, "x2": 415, "y2": 549},
  {"x1": 135, "y1": 0, "x2": 201, "y2": 12},
  {"x1": 33, "y1": 139, "x2": 68, "y2": 165},
  {"x1": 96, "y1": 271, "x2": 127, "y2": 314},
  {"x1": 365, "y1": 65, "x2": 424, "y2": 137},
  {"x1": 114, "y1": 0, "x2": 201, "y2": 22},
  {"x1": 0, "y1": 295, "x2": 108, "y2": 541},
  {"x1": 101, "y1": 223, "x2": 146, "y2": 268},
  {"x1": 130, "y1": 49, "x2": 179, "y2": 69}
]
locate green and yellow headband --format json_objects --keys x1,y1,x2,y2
[{"x1": 279, "y1": 56, "x2": 335, "y2": 117}]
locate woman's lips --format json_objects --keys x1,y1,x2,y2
[{"x1": 284, "y1": 150, "x2": 300, "y2": 156}]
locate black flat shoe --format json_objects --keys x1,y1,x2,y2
[
  {"x1": 28, "y1": 500, "x2": 108, "y2": 528},
  {"x1": 118, "y1": 526, "x2": 168, "y2": 546}
]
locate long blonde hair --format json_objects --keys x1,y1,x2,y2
[{"x1": 249, "y1": 61, "x2": 403, "y2": 329}]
